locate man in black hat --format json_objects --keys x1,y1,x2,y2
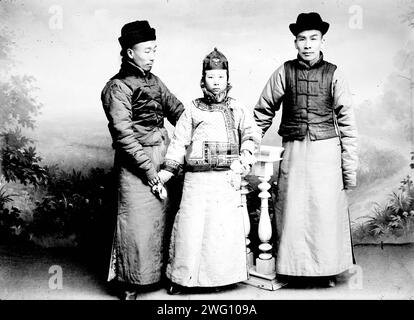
[
  {"x1": 254, "y1": 12, "x2": 358, "y2": 287},
  {"x1": 101, "y1": 20, "x2": 184, "y2": 299}
]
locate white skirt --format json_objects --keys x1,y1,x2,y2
[
  {"x1": 166, "y1": 171, "x2": 249, "y2": 287},
  {"x1": 274, "y1": 135, "x2": 354, "y2": 276}
]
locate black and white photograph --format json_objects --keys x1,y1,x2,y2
[{"x1": 0, "y1": 0, "x2": 413, "y2": 309}]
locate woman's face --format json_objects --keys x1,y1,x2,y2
[{"x1": 204, "y1": 69, "x2": 228, "y2": 94}]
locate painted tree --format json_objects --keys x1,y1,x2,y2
[
  {"x1": 401, "y1": 6, "x2": 414, "y2": 28},
  {"x1": 0, "y1": 30, "x2": 47, "y2": 186},
  {"x1": 355, "y1": 6, "x2": 414, "y2": 145}
]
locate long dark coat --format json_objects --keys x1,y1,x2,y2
[{"x1": 101, "y1": 59, "x2": 184, "y2": 285}]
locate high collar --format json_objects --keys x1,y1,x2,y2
[
  {"x1": 296, "y1": 52, "x2": 324, "y2": 69},
  {"x1": 201, "y1": 84, "x2": 232, "y2": 104},
  {"x1": 119, "y1": 58, "x2": 149, "y2": 78}
]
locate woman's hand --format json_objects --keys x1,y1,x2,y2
[
  {"x1": 239, "y1": 150, "x2": 256, "y2": 176},
  {"x1": 158, "y1": 170, "x2": 174, "y2": 185}
]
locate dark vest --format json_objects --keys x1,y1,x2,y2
[
  {"x1": 279, "y1": 58, "x2": 338, "y2": 141},
  {"x1": 111, "y1": 60, "x2": 165, "y2": 129}
]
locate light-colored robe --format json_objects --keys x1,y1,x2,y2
[
  {"x1": 165, "y1": 97, "x2": 261, "y2": 286},
  {"x1": 254, "y1": 61, "x2": 358, "y2": 276}
]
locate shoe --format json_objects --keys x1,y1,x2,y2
[
  {"x1": 167, "y1": 284, "x2": 183, "y2": 295},
  {"x1": 122, "y1": 290, "x2": 137, "y2": 300},
  {"x1": 212, "y1": 284, "x2": 236, "y2": 293},
  {"x1": 314, "y1": 276, "x2": 336, "y2": 288},
  {"x1": 327, "y1": 278, "x2": 336, "y2": 288}
]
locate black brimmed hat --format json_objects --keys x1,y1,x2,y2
[{"x1": 289, "y1": 12, "x2": 329, "y2": 36}]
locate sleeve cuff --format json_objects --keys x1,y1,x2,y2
[
  {"x1": 240, "y1": 139, "x2": 256, "y2": 155},
  {"x1": 343, "y1": 175, "x2": 357, "y2": 189},
  {"x1": 162, "y1": 159, "x2": 181, "y2": 175},
  {"x1": 145, "y1": 167, "x2": 158, "y2": 182}
]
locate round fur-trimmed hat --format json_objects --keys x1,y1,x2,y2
[
  {"x1": 202, "y1": 47, "x2": 229, "y2": 74},
  {"x1": 118, "y1": 20, "x2": 156, "y2": 50}
]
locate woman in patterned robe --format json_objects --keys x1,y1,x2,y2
[{"x1": 157, "y1": 48, "x2": 261, "y2": 292}]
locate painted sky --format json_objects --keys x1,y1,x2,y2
[{"x1": 0, "y1": 0, "x2": 413, "y2": 130}]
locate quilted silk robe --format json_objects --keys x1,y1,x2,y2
[{"x1": 164, "y1": 97, "x2": 261, "y2": 287}]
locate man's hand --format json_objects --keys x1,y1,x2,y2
[
  {"x1": 158, "y1": 170, "x2": 174, "y2": 185},
  {"x1": 151, "y1": 183, "x2": 168, "y2": 200},
  {"x1": 148, "y1": 176, "x2": 161, "y2": 188}
]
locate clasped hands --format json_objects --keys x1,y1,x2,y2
[
  {"x1": 148, "y1": 170, "x2": 174, "y2": 187},
  {"x1": 148, "y1": 173, "x2": 171, "y2": 200}
]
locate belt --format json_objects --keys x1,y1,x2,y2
[{"x1": 185, "y1": 165, "x2": 231, "y2": 172}]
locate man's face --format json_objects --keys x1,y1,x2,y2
[
  {"x1": 204, "y1": 69, "x2": 228, "y2": 94},
  {"x1": 127, "y1": 40, "x2": 157, "y2": 72},
  {"x1": 294, "y1": 30, "x2": 323, "y2": 63}
]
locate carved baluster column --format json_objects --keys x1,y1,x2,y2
[
  {"x1": 256, "y1": 173, "x2": 275, "y2": 274},
  {"x1": 244, "y1": 145, "x2": 284, "y2": 290},
  {"x1": 240, "y1": 178, "x2": 253, "y2": 268}
]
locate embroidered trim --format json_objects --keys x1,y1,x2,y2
[
  {"x1": 193, "y1": 98, "x2": 237, "y2": 144},
  {"x1": 186, "y1": 141, "x2": 239, "y2": 171},
  {"x1": 162, "y1": 159, "x2": 181, "y2": 175}
]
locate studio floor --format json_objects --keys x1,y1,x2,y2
[{"x1": 1, "y1": 243, "x2": 413, "y2": 300}]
